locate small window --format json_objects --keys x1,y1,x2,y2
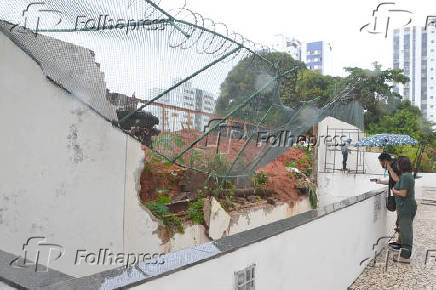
[{"x1": 234, "y1": 264, "x2": 255, "y2": 290}]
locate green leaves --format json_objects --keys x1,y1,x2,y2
[
  {"x1": 186, "y1": 199, "x2": 205, "y2": 224},
  {"x1": 307, "y1": 184, "x2": 318, "y2": 209},
  {"x1": 216, "y1": 52, "x2": 306, "y2": 122},
  {"x1": 253, "y1": 171, "x2": 268, "y2": 192},
  {"x1": 285, "y1": 161, "x2": 298, "y2": 168},
  {"x1": 146, "y1": 194, "x2": 184, "y2": 235}
]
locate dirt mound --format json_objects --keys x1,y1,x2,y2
[
  {"x1": 153, "y1": 129, "x2": 267, "y2": 172},
  {"x1": 141, "y1": 131, "x2": 312, "y2": 206},
  {"x1": 258, "y1": 147, "x2": 308, "y2": 204}
]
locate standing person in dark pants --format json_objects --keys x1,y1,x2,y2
[
  {"x1": 341, "y1": 138, "x2": 352, "y2": 171},
  {"x1": 392, "y1": 156, "x2": 417, "y2": 263},
  {"x1": 376, "y1": 153, "x2": 401, "y2": 245}
]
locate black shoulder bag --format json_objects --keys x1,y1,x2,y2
[{"x1": 386, "y1": 189, "x2": 396, "y2": 211}]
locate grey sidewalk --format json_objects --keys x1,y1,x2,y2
[{"x1": 350, "y1": 188, "x2": 436, "y2": 290}]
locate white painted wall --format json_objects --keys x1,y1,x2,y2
[
  {"x1": 0, "y1": 31, "x2": 166, "y2": 277},
  {"x1": 0, "y1": 31, "x2": 317, "y2": 279},
  {"x1": 228, "y1": 199, "x2": 312, "y2": 236},
  {"x1": 131, "y1": 192, "x2": 396, "y2": 290},
  {"x1": 316, "y1": 117, "x2": 391, "y2": 206},
  {"x1": 317, "y1": 173, "x2": 386, "y2": 206},
  {"x1": 415, "y1": 173, "x2": 436, "y2": 200},
  {"x1": 317, "y1": 117, "x2": 384, "y2": 175}
]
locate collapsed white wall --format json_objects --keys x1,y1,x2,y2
[
  {"x1": 0, "y1": 30, "x2": 314, "y2": 278},
  {"x1": 0, "y1": 30, "x2": 164, "y2": 277},
  {"x1": 128, "y1": 191, "x2": 395, "y2": 290}
]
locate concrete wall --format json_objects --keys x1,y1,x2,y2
[
  {"x1": 128, "y1": 191, "x2": 395, "y2": 290},
  {"x1": 228, "y1": 199, "x2": 312, "y2": 236},
  {"x1": 0, "y1": 30, "x2": 166, "y2": 277},
  {"x1": 317, "y1": 173, "x2": 386, "y2": 206},
  {"x1": 316, "y1": 117, "x2": 388, "y2": 206},
  {"x1": 0, "y1": 31, "x2": 315, "y2": 278},
  {"x1": 415, "y1": 173, "x2": 436, "y2": 199},
  {"x1": 317, "y1": 117, "x2": 383, "y2": 175}
]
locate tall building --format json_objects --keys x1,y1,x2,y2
[
  {"x1": 269, "y1": 35, "x2": 333, "y2": 75},
  {"x1": 194, "y1": 89, "x2": 215, "y2": 131},
  {"x1": 393, "y1": 26, "x2": 436, "y2": 122},
  {"x1": 148, "y1": 80, "x2": 215, "y2": 132},
  {"x1": 271, "y1": 34, "x2": 302, "y2": 61},
  {"x1": 302, "y1": 41, "x2": 333, "y2": 75}
]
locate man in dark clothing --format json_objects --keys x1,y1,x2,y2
[{"x1": 341, "y1": 138, "x2": 352, "y2": 171}]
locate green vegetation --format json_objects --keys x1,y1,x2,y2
[
  {"x1": 186, "y1": 199, "x2": 205, "y2": 224},
  {"x1": 145, "y1": 195, "x2": 184, "y2": 235},
  {"x1": 306, "y1": 183, "x2": 318, "y2": 209},
  {"x1": 253, "y1": 171, "x2": 268, "y2": 192},
  {"x1": 285, "y1": 161, "x2": 298, "y2": 168}
]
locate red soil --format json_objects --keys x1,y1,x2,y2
[
  {"x1": 258, "y1": 147, "x2": 308, "y2": 203},
  {"x1": 140, "y1": 130, "x2": 310, "y2": 205}
]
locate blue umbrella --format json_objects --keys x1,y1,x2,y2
[{"x1": 354, "y1": 134, "x2": 418, "y2": 147}]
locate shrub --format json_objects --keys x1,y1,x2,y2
[
  {"x1": 253, "y1": 171, "x2": 268, "y2": 192},
  {"x1": 306, "y1": 184, "x2": 318, "y2": 209},
  {"x1": 186, "y1": 199, "x2": 205, "y2": 224},
  {"x1": 146, "y1": 194, "x2": 184, "y2": 234}
]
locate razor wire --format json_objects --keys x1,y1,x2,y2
[{"x1": 0, "y1": 0, "x2": 364, "y2": 189}]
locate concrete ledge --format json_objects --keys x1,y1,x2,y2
[
  {"x1": 0, "y1": 249, "x2": 73, "y2": 290},
  {"x1": 0, "y1": 188, "x2": 386, "y2": 290}
]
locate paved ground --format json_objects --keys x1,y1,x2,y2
[{"x1": 350, "y1": 188, "x2": 436, "y2": 290}]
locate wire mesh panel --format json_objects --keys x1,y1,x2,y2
[{"x1": 0, "y1": 0, "x2": 364, "y2": 191}]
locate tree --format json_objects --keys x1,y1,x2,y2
[
  {"x1": 343, "y1": 62, "x2": 409, "y2": 128},
  {"x1": 294, "y1": 70, "x2": 345, "y2": 108},
  {"x1": 215, "y1": 52, "x2": 306, "y2": 122}
]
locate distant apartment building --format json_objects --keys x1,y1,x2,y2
[
  {"x1": 393, "y1": 26, "x2": 436, "y2": 122},
  {"x1": 271, "y1": 34, "x2": 302, "y2": 61},
  {"x1": 269, "y1": 35, "x2": 333, "y2": 75},
  {"x1": 149, "y1": 80, "x2": 215, "y2": 132},
  {"x1": 302, "y1": 41, "x2": 333, "y2": 75}
]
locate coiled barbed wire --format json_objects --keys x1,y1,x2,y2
[{"x1": 0, "y1": 0, "x2": 274, "y2": 67}]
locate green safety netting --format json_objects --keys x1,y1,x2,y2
[{"x1": 0, "y1": 0, "x2": 364, "y2": 191}]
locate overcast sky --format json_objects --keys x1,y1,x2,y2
[
  {"x1": 2, "y1": 0, "x2": 435, "y2": 97},
  {"x1": 177, "y1": 0, "x2": 435, "y2": 76}
]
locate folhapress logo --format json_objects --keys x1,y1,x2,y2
[
  {"x1": 10, "y1": 237, "x2": 64, "y2": 272},
  {"x1": 10, "y1": 2, "x2": 63, "y2": 36}
]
